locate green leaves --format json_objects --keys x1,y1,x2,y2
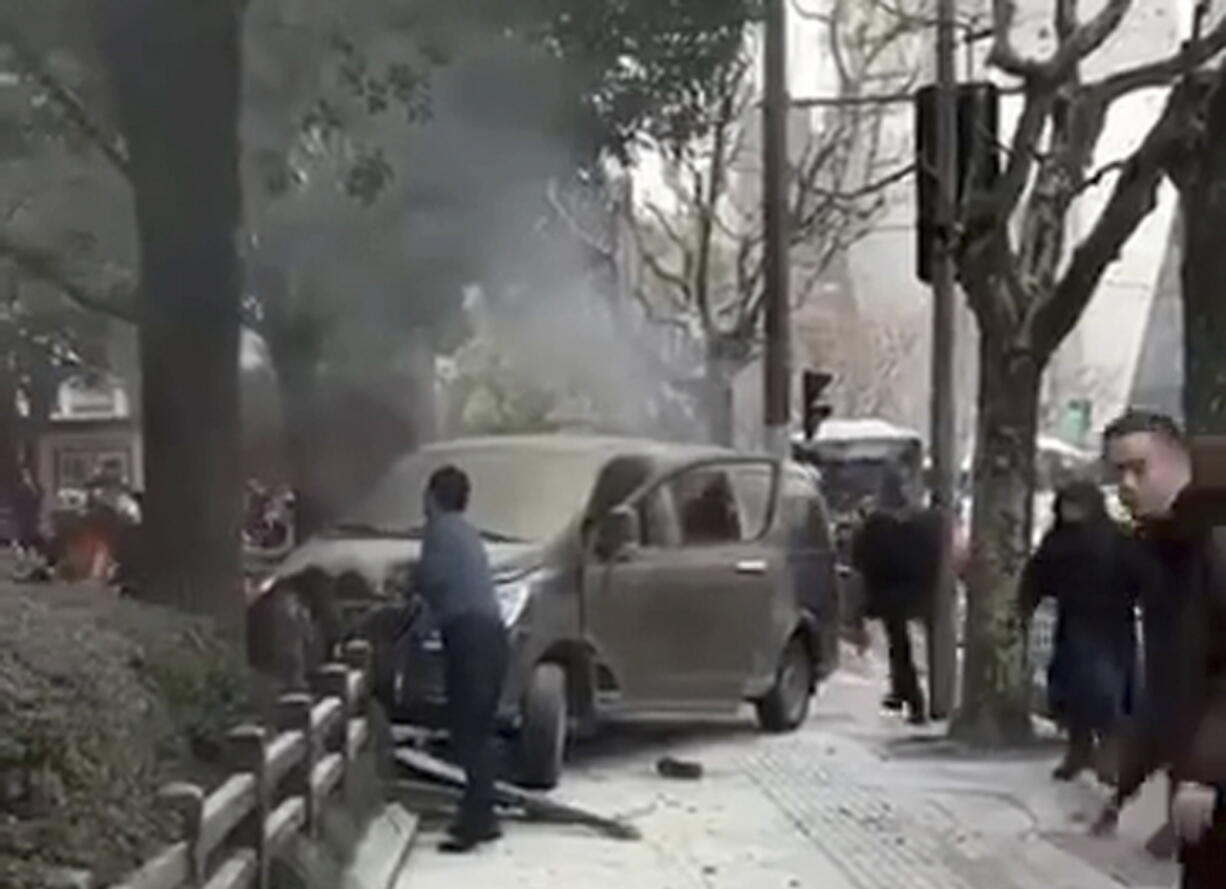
[{"x1": 395, "y1": 0, "x2": 759, "y2": 159}]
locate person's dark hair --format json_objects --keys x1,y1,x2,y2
[
  {"x1": 877, "y1": 469, "x2": 906, "y2": 511},
  {"x1": 1053, "y1": 480, "x2": 1107, "y2": 525},
  {"x1": 1102, "y1": 409, "x2": 1186, "y2": 451},
  {"x1": 427, "y1": 465, "x2": 470, "y2": 513}
]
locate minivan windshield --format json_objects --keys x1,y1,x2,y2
[{"x1": 330, "y1": 445, "x2": 612, "y2": 543}]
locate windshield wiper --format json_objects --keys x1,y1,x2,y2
[{"x1": 326, "y1": 523, "x2": 422, "y2": 539}]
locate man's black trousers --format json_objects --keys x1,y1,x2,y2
[{"x1": 442, "y1": 613, "x2": 509, "y2": 834}]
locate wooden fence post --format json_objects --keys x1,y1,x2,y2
[
  {"x1": 277, "y1": 693, "x2": 316, "y2": 837},
  {"x1": 229, "y1": 725, "x2": 270, "y2": 889},
  {"x1": 314, "y1": 663, "x2": 354, "y2": 808},
  {"x1": 157, "y1": 782, "x2": 205, "y2": 887},
  {"x1": 342, "y1": 639, "x2": 373, "y2": 703}
]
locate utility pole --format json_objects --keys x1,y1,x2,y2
[
  {"x1": 762, "y1": 0, "x2": 791, "y2": 457},
  {"x1": 927, "y1": 0, "x2": 960, "y2": 720}
]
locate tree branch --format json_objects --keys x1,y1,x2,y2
[
  {"x1": 1049, "y1": 0, "x2": 1132, "y2": 78},
  {"x1": 988, "y1": 0, "x2": 1047, "y2": 78},
  {"x1": 1089, "y1": 14, "x2": 1226, "y2": 102},
  {"x1": 1026, "y1": 79, "x2": 1195, "y2": 355},
  {"x1": 804, "y1": 162, "x2": 915, "y2": 203},
  {"x1": 1074, "y1": 156, "x2": 1130, "y2": 195},
  {"x1": 0, "y1": 230, "x2": 136, "y2": 323},
  {"x1": 992, "y1": 0, "x2": 1133, "y2": 82},
  {"x1": 0, "y1": 18, "x2": 131, "y2": 179},
  {"x1": 973, "y1": 88, "x2": 1055, "y2": 227}
]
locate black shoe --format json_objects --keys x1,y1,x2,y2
[
  {"x1": 444, "y1": 821, "x2": 502, "y2": 845},
  {"x1": 439, "y1": 835, "x2": 482, "y2": 854},
  {"x1": 1051, "y1": 760, "x2": 1083, "y2": 781},
  {"x1": 882, "y1": 694, "x2": 905, "y2": 712},
  {"x1": 1052, "y1": 753, "x2": 1091, "y2": 781}
]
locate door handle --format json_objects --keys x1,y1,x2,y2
[{"x1": 735, "y1": 559, "x2": 768, "y2": 575}]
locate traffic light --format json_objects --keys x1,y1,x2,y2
[
  {"x1": 802, "y1": 370, "x2": 834, "y2": 440},
  {"x1": 914, "y1": 82, "x2": 1001, "y2": 284}
]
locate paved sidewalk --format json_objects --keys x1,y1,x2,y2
[{"x1": 396, "y1": 655, "x2": 1178, "y2": 889}]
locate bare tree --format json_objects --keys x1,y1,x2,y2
[
  {"x1": 804, "y1": 312, "x2": 923, "y2": 421},
  {"x1": 1163, "y1": 0, "x2": 1226, "y2": 436},
  {"x1": 950, "y1": 0, "x2": 1226, "y2": 744},
  {"x1": 630, "y1": 6, "x2": 918, "y2": 445}
]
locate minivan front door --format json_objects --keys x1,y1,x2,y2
[{"x1": 584, "y1": 462, "x2": 777, "y2": 713}]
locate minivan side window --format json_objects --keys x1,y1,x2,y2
[
  {"x1": 670, "y1": 466, "x2": 741, "y2": 545},
  {"x1": 727, "y1": 462, "x2": 777, "y2": 541},
  {"x1": 637, "y1": 486, "x2": 680, "y2": 548}
]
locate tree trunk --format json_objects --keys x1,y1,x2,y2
[
  {"x1": 703, "y1": 353, "x2": 734, "y2": 447},
  {"x1": 952, "y1": 327, "x2": 1039, "y2": 747},
  {"x1": 1181, "y1": 197, "x2": 1226, "y2": 434},
  {"x1": 22, "y1": 366, "x2": 58, "y2": 482},
  {"x1": 1178, "y1": 73, "x2": 1226, "y2": 435},
  {"x1": 267, "y1": 330, "x2": 328, "y2": 540},
  {"x1": 0, "y1": 355, "x2": 20, "y2": 514},
  {"x1": 97, "y1": 0, "x2": 244, "y2": 633}
]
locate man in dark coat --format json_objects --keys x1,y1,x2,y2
[
  {"x1": 416, "y1": 465, "x2": 509, "y2": 852},
  {"x1": 851, "y1": 471, "x2": 941, "y2": 724},
  {"x1": 1094, "y1": 411, "x2": 1226, "y2": 886},
  {"x1": 13, "y1": 468, "x2": 43, "y2": 558}
]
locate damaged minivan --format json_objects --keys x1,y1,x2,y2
[{"x1": 249, "y1": 435, "x2": 840, "y2": 789}]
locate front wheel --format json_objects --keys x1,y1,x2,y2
[
  {"x1": 518, "y1": 662, "x2": 568, "y2": 790},
  {"x1": 755, "y1": 636, "x2": 813, "y2": 733}
]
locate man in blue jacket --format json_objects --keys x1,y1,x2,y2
[{"x1": 416, "y1": 465, "x2": 509, "y2": 852}]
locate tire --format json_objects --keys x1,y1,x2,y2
[
  {"x1": 519, "y1": 662, "x2": 568, "y2": 790},
  {"x1": 755, "y1": 635, "x2": 814, "y2": 733}
]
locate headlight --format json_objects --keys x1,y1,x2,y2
[{"x1": 495, "y1": 572, "x2": 538, "y2": 626}]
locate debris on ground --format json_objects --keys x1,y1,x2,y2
[
  {"x1": 0, "y1": 579, "x2": 273, "y2": 889},
  {"x1": 656, "y1": 756, "x2": 704, "y2": 781},
  {"x1": 393, "y1": 747, "x2": 642, "y2": 841}
]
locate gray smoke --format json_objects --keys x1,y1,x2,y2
[{"x1": 243, "y1": 14, "x2": 705, "y2": 444}]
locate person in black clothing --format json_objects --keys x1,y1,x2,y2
[
  {"x1": 416, "y1": 465, "x2": 509, "y2": 853},
  {"x1": 851, "y1": 471, "x2": 941, "y2": 724},
  {"x1": 1020, "y1": 481, "x2": 1140, "y2": 781},
  {"x1": 1091, "y1": 411, "x2": 1225, "y2": 875},
  {"x1": 13, "y1": 467, "x2": 43, "y2": 558}
]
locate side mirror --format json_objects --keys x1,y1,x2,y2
[{"x1": 594, "y1": 505, "x2": 640, "y2": 561}]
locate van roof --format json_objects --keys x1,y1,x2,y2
[
  {"x1": 797, "y1": 418, "x2": 922, "y2": 444},
  {"x1": 419, "y1": 434, "x2": 765, "y2": 466}
]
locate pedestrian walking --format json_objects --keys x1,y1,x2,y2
[
  {"x1": 416, "y1": 465, "x2": 509, "y2": 853},
  {"x1": 851, "y1": 471, "x2": 941, "y2": 724},
  {"x1": 13, "y1": 467, "x2": 43, "y2": 558},
  {"x1": 1090, "y1": 411, "x2": 1226, "y2": 886},
  {"x1": 1019, "y1": 481, "x2": 1140, "y2": 782}
]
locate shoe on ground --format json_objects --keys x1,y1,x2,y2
[
  {"x1": 881, "y1": 694, "x2": 905, "y2": 712},
  {"x1": 1052, "y1": 760, "x2": 1086, "y2": 781},
  {"x1": 439, "y1": 835, "x2": 482, "y2": 854},
  {"x1": 444, "y1": 820, "x2": 502, "y2": 845}
]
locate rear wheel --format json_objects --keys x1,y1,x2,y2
[
  {"x1": 519, "y1": 662, "x2": 568, "y2": 790},
  {"x1": 755, "y1": 636, "x2": 813, "y2": 733}
]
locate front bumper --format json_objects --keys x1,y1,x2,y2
[{"x1": 390, "y1": 621, "x2": 533, "y2": 730}]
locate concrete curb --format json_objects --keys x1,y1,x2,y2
[{"x1": 342, "y1": 803, "x2": 420, "y2": 889}]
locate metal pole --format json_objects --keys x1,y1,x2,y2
[
  {"x1": 763, "y1": 0, "x2": 791, "y2": 457},
  {"x1": 927, "y1": 0, "x2": 960, "y2": 721}
]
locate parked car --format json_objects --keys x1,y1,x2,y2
[{"x1": 248, "y1": 435, "x2": 841, "y2": 789}]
